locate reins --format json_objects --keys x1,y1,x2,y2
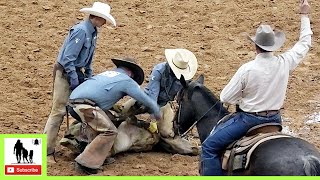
[{"x1": 178, "y1": 98, "x2": 222, "y2": 137}]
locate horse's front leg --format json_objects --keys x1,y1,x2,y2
[{"x1": 112, "y1": 120, "x2": 160, "y2": 155}]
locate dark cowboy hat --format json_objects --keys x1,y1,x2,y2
[{"x1": 111, "y1": 57, "x2": 145, "y2": 85}]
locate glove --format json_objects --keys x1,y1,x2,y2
[
  {"x1": 70, "y1": 78, "x2": 79, "y2": 90},
  {"x1": 147, "y1": 120, "x2": 158, "y2": 134},
  {"x1": 112, "y1": 104, "x2": 123, "y2": 113}
]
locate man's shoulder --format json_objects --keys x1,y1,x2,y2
[
  {"x1": 236, "y1": 60, "x2": 255, "y2": 72},
  {"x1": 98, "y1": 71, "x2": 136, "y2": 82},
  {"x1": 152, "y1": 62, "x2": 167, "y2": 73},
  {"x1": 70, "y1": 21, "x2": 90, "y2": 33}
]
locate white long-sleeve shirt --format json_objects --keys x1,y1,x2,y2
[{"x1": 220, "y1": 16, "x2": 312, "y2": 112}]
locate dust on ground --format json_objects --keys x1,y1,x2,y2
[{"x1": 0, "y1": 0, "x2": 319, "y2": 176}]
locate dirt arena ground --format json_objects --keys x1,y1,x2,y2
[{"x1": 0, "y1": 0, "x2": 319, "y2": 176}]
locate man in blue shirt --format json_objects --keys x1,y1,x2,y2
[
  {"x1": 121, "y1": 48, "x2": 199, "y2": 155},
  {"x1": 43, "y1": 2, "x2": 116, "y2": 162},
  {"x1": 67, "y1": 57, "x2": 161, "y2": 174}
]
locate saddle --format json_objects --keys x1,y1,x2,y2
[{"x1": 221, "y1": 123, "x2": 292, "y2": 175}]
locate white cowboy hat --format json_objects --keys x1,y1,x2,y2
[
  {"x1": 80, "y1": 2, "x2": 116, "y2": 27},
  {"x1": 165, "y1": 49, "x2": 198, "y2": 80},
  {"x1": 247, "y1": 24, "x2": 285, "y2": 51}
]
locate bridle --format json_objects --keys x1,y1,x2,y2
[{"x1": 176, "y1": 88, "x2": 223, "y2": 137}]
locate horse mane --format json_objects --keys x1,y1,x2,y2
[{"x1": 189, "y1": 81, "x2": 226, "y2": 113}]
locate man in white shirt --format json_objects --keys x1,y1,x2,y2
[{"x1": 200, "y1": 0, "x2": 312, "y2": 175}]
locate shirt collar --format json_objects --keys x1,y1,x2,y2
[
  {"x1": 255, "y1": 52, "x2": 274, "y2": 59},
  {"x1": 85, "y1": 19, "x2": 96, "y2": 34},
  {"x1": 114, "y1": 68, "x2": 128, "y2": 75}
]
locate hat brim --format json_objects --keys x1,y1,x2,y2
[
  {"x1": 80, "y1": 8, "x2": 116, "y2": 27},
  {"x1": 165, "y1": 49, "x2": 198, "y2": 80},
  {"x1": 111, "y1": 58, "x2": 144, "y2": 85},
  {"x1": 247, "y1": 31, "x2": 285, "y2": 51}
]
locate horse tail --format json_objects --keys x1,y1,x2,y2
[{"x1": 302, "y1": 155, "x2": 320, "y2": 176}]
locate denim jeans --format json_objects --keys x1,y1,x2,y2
[{"x1": 200, "y1": 112, "x2": 282, "y2": 175}]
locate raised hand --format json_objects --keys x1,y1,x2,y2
[{"x1": 300, "y1": 0, "x2": 310, "y2": 14}]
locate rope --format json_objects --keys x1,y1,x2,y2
[{"x1": 179, "y1": 100, "x2": 220, "y2": 137}]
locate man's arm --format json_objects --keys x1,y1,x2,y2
[
  {"x1": 220, "y1": 65, "x2": 246, "y2": 105},
  {"x1": 59, "y1": 29, "x2": 86, "y2": 87},
  {"x1": 123, "y1": 81, "x2": 161, "y2": 120},
  {"x1": 279, "y1": 0, "x2": 312, "y2": 72}
]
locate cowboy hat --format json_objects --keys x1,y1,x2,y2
[
  {"x1": 247, "y1": 24, "x2": 285, "y2": 51},
  {"x1": 165, "y1": 49, "x2": 198, "y2": 80},
  {"x1": 111, "y1": 57, "x2": 145, "y2": 85},
  {"x1": 80, "y1": 2, "x2": 116, "y2": 27}
]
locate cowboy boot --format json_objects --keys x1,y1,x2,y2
[{"x1": 75, "y1": 131, "x2": 117, "y2": 172}]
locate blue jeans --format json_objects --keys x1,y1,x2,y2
[{"x1": 200, "y1": 112, "x2": 281, "y2": 175}]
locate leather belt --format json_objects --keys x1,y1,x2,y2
[
  {"x1": 246, "y1": 110, "x2": 279, "y2": 117},
  {"x1": 69, "y1": 98, "x2": 97, "y2": 106}
]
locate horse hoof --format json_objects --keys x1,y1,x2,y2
[
  {"x1": 103, "y1": 157, "x2": 115, "y2": 165},
  {"x1": 75, "y1": 162, "x2": 99, "y2": 175},
  {"x1": 60, "y1": 138, "x2": 82, "y2": 154}
]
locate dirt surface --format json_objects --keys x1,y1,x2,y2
[{"x1": 0, "y1": 0, "x2": 319, "y2": 176}]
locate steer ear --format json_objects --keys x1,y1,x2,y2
[
  {"x1": 180, "y1": 75, "x2": 187, "y2": 88},
  {"x1": 197, "y1": 74, "x2": 204, "y2": 84}
]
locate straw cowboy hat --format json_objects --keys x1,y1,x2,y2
[
  {"x1": 80, "y1": 2, "x2": 116, "y2": 26},
  {"x1": 247, "y1": 24, "x2": 286, "y2": 51},
  {"x1": 111, "y1": 57, "x2": 145, "y2": 85},
  {"x1": 165, "y1": 49, "x2": 198, "y2": 80}
]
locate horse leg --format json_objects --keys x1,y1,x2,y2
[
  {"x1": 158, "y1": 136, "x2": 199, "y2": 155},
  {"x1": 158, "y1": 103, "x2": 175, "y2": 138},
  {"x1": 112, "y1": 121, "x2": 159, "y2": 154}
]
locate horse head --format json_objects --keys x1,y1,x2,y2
[{"x1": 175, "y1": 75, "x2": 229, "y2": 143}]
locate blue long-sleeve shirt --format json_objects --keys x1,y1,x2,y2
[
  {"x1": 70, "y1": 68, "x2": 161, "y2": 117},
  {"x1": 144, "y1": 62, "x2": 182, "y2": 106},
  {"x1": 57, "y1": 19, "x2": 97, "y2": 80}
]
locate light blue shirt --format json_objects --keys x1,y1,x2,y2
[
  {"x1": 70, "y1": 68, "x2": 161, "y2": 117},
  {"x1": 57, "y1": 19, "x2": 97, "y2": 80}
]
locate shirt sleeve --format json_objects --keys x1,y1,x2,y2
[
  {"x1": 123, "y1": 80, "x2": 161, "y2": 117},
  {"x1": 144, "y1": 66, "x2": 162, "y2": 102},
  {"x1": 220, "y1": 65, "x2": 246, "y2": 105},
  {"x1": 60, "y1": 28, "x2": 86, "y2": 80},
  {"x1": 279, "y1": 15, "x2": 312, "y2": 72}
]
